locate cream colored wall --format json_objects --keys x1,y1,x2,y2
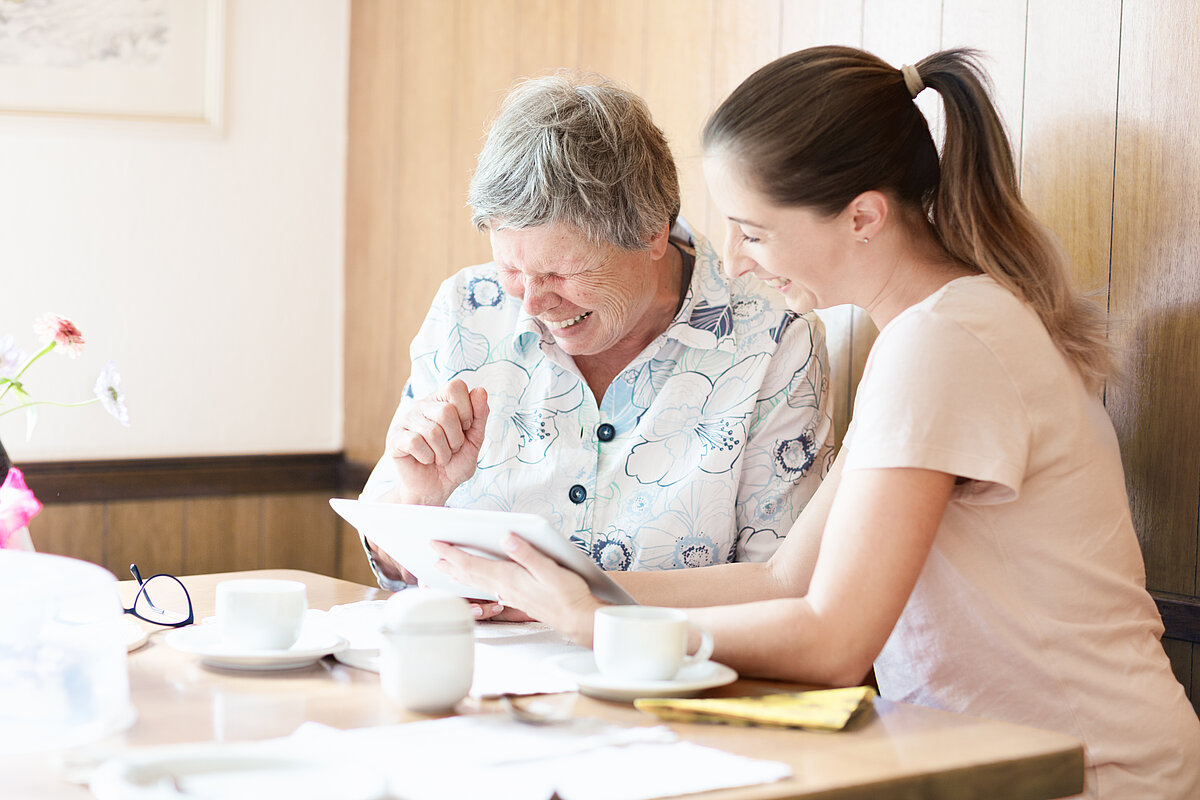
[{"x1": 0, "y1": 0, "x2": 350, "y2": 461}]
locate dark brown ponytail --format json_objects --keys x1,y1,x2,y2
[{"x1": 704, "y1": 46, "x2": 1113, "y2": 389}]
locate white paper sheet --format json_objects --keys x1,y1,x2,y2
[{"x1": 284, "y1": 716, "x2": 793, "y2": 800}]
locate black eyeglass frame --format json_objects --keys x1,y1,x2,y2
[{"x1": 124, "y1": 563, "x2": 195, "y2": 628}]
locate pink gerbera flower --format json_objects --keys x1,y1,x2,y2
[{"x1": 33, "y1": 313, "x2": 85, "y2": 358}]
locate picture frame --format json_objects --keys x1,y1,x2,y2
[{"x1": 0, "y1": 0, "x2": 225, "y2": 127}]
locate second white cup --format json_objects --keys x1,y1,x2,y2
[
  {"x1": 593, "y1": 606, "x2": 714, "y2": 682},
  {"x1": 215, "y1": 579, "x2": 308, "y2": 650},
  {"x1": 380, "y1": 589, "x2": 475, "y2": 713}
]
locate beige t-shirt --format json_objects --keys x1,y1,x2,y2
[{"x1": 844, "y1": 275, "x2": 1200, "y2": 799}]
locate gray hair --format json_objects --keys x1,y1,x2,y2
[{"x1": 469, "y1": 73, "x2": 680, "y2": 251}]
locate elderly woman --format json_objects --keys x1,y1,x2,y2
[{"x1": 360, "y1": 73, "x2": 833, "y2": 599}]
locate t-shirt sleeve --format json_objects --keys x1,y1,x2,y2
[{"x1": 842, "y1": 310, "x2": 1030, "y2": 504}]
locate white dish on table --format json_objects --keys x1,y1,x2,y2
[
  {"x1": 333, "y1": 648, "x2": 380, "y2": 673},
  {"x1": 120, "y1": 616, "x2": 150, "y2": 652},
  {"x1": 551, "y1": 651, "x2": 737, "y2": 702},
  {"x1": 165, "y1": 623, "x2": 347, "y2": 671}
]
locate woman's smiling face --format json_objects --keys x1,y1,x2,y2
[
  {"x1": 490, "y1": 222, "x2": 671, "y2": 358},
  {"x1": 703, "y1": 152, "x2": 854, "y2": 314}
]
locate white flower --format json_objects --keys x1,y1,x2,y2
[
  {"x1": 0, "y1": 335, "x2": 23, "y2": 379},
  {"x1": 93, "y1": 360, "x2": 130, "y2": 427}
]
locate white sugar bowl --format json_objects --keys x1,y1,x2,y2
[{"x1": 380, "y1": 589, "x2": 474, "y2": 713}]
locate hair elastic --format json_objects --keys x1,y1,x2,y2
[{"x1": 900, "y1": 64, "x2": 925, "y2": 98}]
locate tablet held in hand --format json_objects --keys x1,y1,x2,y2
[{"x1": 329, "y1": 499, "x2": 637, "y2": 606}]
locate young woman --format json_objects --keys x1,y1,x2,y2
[{"x1": 434, "y1": 47, "x2": 1200, "y2": 798}]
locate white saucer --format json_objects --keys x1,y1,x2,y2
[
  {"x1": 120, "y1": 616, "x2": 150, "y2": 652},
  {"x1": 551, "y1": 652, "x2": 737, "y2": 702},
  {"x1": 332, "y1": 648, "x2": 379, "y2": 673},
  {"x1": 165, "y1": 624, "x2": 348, "y2": 671},
  {"x1": 90, "y1": 743, "x2": 387, "y2": 800}
]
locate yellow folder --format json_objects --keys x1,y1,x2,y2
[{"x1": 634, "y1": 686, "x2": 876, "y2": 732}]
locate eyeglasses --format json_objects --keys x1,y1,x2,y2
[{"x1": 124, "y1": 563, "x2": 194, "y2": 627}]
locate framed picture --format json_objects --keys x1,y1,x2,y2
[{"x1": 0, "y1": 0, "x2": 224, "y2": 126}]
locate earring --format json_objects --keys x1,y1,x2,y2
[{"x1": 859, "y1": 237, "x2": 869, "y2": 244}]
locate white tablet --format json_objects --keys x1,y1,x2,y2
[{"x1": 329, "y1": 499, "x2": 637, "y2": 606}]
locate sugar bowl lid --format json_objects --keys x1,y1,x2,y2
[{"x1": 383, "y1": 588, "x2": 473, "y2": 634}]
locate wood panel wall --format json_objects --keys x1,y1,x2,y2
[
  {"x1": 344, "y1": 0, "x2": 1200, "y2": 707},
  {"x1": 30, "y1": 493, "x2": 377, "y2": 587}
]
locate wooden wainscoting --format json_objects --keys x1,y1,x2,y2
[{"x1": 20, "y1": 454, "x2": 378, "y2": 588}]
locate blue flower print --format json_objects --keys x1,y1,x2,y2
[
  {"x1": 688, "y1": 300, "x2": 733, "y2": 340},
  {"x1": 771, "y1": 312, "x2": 797, "y2": 344},
  {"x1": 635, "y1": 480, "x2": 736, "y2": 569},
  {"x1": 756, "y1": 494, "x2": 780, "y2": 521},
  {"x1": 774, "y1": 430, "x2": 818, "y2": 479},
  {"x1": 675, "y1": 534, "x2": 717, "y2": 568},
  {"x1": 623, "y1": 489, "x2": 656, "y2": 520},
  {"x1": 732, "y1": 296, "x2": 765, "y2": 322},
  {"x1": 591, "y1": 530, "x2": 634, "y2": 571},
  {"x1": 786, "y1": 339, "x2": 825, "y2": 410},
  {"x1": 631, "y1": 358, "x2": 675, "y2": 410},
  {"x1": 463, "y1": 276, "x2": 504, "y2": 311},
  {"x1": 626, "y1": 357, "x2": 764, "y2": 486},
  {"x1": 604, "y1": 358, "x2": 674, "y2": 431},
  {"x1": 460, "y1": 360, "x2": 584, "y2": 469},
  {"x1": 453, "y1": 467, "x2": 568, "y2": 533},
  {"x1": 441, "y1": 326, "x2": 490, "y2": 372},
  {"x1": 738, "y1": 526, "x2": 784, "y2": 563}
]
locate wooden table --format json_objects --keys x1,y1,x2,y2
[{"x1": 1, "y1": 569, "x2": 1085, "y2": 799}]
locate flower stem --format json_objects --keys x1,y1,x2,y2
[
  {"x1": 0, "y1": 342, "x2": 56, "y2": 405},
  {"x1": 0, "y1": 397, "x2": 99, "y2": 418}
]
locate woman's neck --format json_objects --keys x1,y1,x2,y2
[{"x1": 857, "y1": 226, "x2": 976, "y2": 330}]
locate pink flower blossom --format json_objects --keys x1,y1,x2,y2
[
  {"x1": 33, "y1": 313, "x2": 86, "y2": 358},
  {"x1": 0, "y1": 467, "x2": 42, "y2": 548}
]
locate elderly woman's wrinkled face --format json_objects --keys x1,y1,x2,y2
[{"x1": 490, "y1": 222, "x2": 670, "y2": 358}]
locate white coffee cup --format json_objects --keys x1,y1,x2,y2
[
  {"x1": 593, "y1": 606, "x2": 714, "y2": 681},
  {"x1": 215, "y1": 579, "x2": 308, "y2": 650}
]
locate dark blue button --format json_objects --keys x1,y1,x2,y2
[
  {"x1": 568, "y1": 484, "x2": 587, "y2": 504},
  {"x1": 596, "y1": 423, "x2": 616, "y2": 442}
]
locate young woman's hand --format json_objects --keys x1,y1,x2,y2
[{"x1": 431, "y1": 534, "x2": 603, "y2": 645}]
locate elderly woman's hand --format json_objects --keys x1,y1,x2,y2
[
  {"x1": 385, "y1": 379, "x2": 489, "y2": 506},
  {"x1": 431, "y1": 535, "x2": 603, "y2": 646}
]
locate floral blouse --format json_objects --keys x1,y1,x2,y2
[{"x1": 362, "y1": 222, "x2": 834, "y2": 589}]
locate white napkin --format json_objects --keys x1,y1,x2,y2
[
  {"x1": 308, "y1": 601, "x2": 388, "y2": 650},
  {"x1": 281, "y1": 716, "x2": 792, "y2": 800},
  {"x1": 471, "y1": 630, "x2": 583, "y2": 696}
]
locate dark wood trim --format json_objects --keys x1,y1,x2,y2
[
  {"x1": 1154, "y1": 591, "x2": 1200, "y2": 645},
  {"x1": 21, "y1": 453, "x2": 349, "y2": 503},
  {"x1": 338, "y1": 459, "x2": 374, "y2": 495}
]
